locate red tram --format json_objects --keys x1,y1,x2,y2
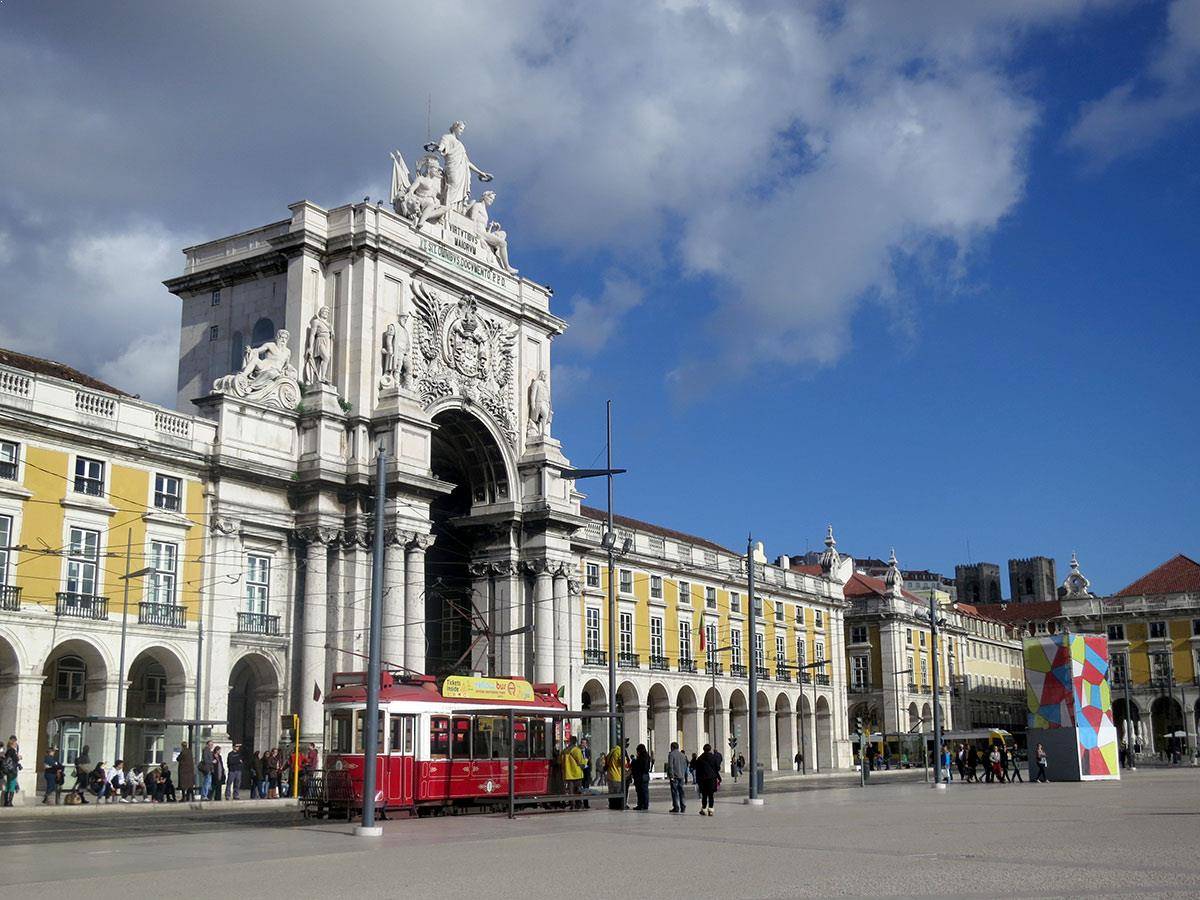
[{"x1": 323, "y1": 671, "x2": 567, "y2": 814}]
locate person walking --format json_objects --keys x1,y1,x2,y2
[
  {"x1": 1035, "y1": 743, "x2": 1048, "y2": 782},
  {"x1": 693, "y1": 743, "x2": 721, "y2": 816},
  {"x1": 966, "y1": 744, "x2": 978, "y2": 783},
  {"x1": 1008, "y1": 746, "x2": 1024, "y2": 783},
  {"x1": 226, "y1": 743, "x2": 244, "y2": 800},
  {"x1": 211, "y1": 744, "x2": 226, "y2": 802},
  {"x1": 630, "y1": 744, "x2": 652, "y2": 811},
  {"x1": 794, "y1": 751, "x2": 802, "y2": 772},
  {"x1": 41, "y1": 746, "x2": 63, "y2": 805},
  {"x1": 559, "y1": 735, "x2": 586, "y2": 809},
  {"x1": 3, "y1": 735, "x2": 21, "y2": 807},
  {"x1": 688, "y1": 752, "x2": 697, "y2": 784},
  {"x1": 989, "y1": 745, "x2": 1002, "y2": 783},
  {"x1": 71, "y1": 744, "x2": 92, "y2": 804},
  {"x1": 580, "y1": 738, "x2": 593, "y2": 792},
  {"x1": 177, "y1": 741, "x2": 196, "y2": 802},
  {"x1": 251, "y1": 750, "x2": 266, "y2": 799},
  {"x1": 942, "y1": 745, "x2": 953, "y2": 782},
  {"x1": 198, "y1": 741, "x2": 215, "y2": 800},
  {"x1": 666, "y1": 741, "x2": 688, "y2": 814},
  {"x1": 998, "y1": 743, "x2": 1010, "y2": 783},
  {"x1": 602, "y1": 742, "x2": 626, "y2": 810}
]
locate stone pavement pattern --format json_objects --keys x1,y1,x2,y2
[{"x1": 3, "y1": 769, "x2": 1198, "y2": 898}]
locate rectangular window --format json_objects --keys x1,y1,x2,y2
[
  {"x1": 906, "y1": 628, "x2": 913, "y2": 645},
  {"x1": 679, "y1": 580, "x2": 691, "y2": 605},
  {"x1": 774, "y1": 602, "x2": 784, "y2": 622},
  {"x1": 730, "y1": 629, "x2": 742, "y2": 667},
  {"x1": 650, "y1": 575, "x2": 663, "y2": 599},
  {"x1": 814, "y1": 641, "x2": 825, "y2": 663},
  {"x1": 776, "y1": 634, "x2": 785, "y2": 666},
  {"x1": 678, "y1": 621, "x2": 692, "y2": 660},
  {"x1": 1109, "y1": 653, "x2": 1127, "y2": 686},
  {"x1": 754, "y1": 632, "x2": 764, "y2": 668},
  {"x1": 209, "y1": 325, "x2": 219, "y2": 341},
  {"x1": 429, "y1": 716, "x2": 449, "y2": 758},
  {"x1": 1107, "y1": 622, "x2": 1125, "y2": 641},
  {"x1": 907, "y1": 654, "x2": 914, "y2": 677},
  {"x1": 245, "y1": 554, "x2": 270, "y2": 614},
  {"x1": 154, "y1": 473, "x2": 182, "y2": 512},
  {"x1": 66, "y1": 527, "x2": 100, "y2": 597},
  {"x1": 729, "y1": 591, "x2": 740, "y2": 613},
  {"x1": 56, "y1": 658, "x2": 85, "y2": 701},
  {"x1": 705, "y1": 586, "x2": 717, "y2": 609},
  {"x1": 73, "y1": 456, "x2": 105, "y2": 497},
  {"x1": 920, "y1": 657, "x2": 929, "y2": 685},
  {"x1": 147, "y1": 541, "x2": 177, "y2": 605},
  {"x1": 796, "y1": 637, "x2": 806, "y2": 668},
  {"x1": 451, "y1": 716, "x2": 471, "y2": 758},
  {"x1": 1149, "y1": 621, "x2": 1168, "y2": 639},
  {"x1": 211, "y1": 289, "x2": 221, "y2": 306},
  {"x1": 619, "y1": 569, "x2": 633, "y2": 594},
  {"x1": 0, "y1": 440, "x2": 17, "y2": 481},
  {"x1": 0, "y1": 514, "x2": 10, "y2": 586},
  {"x1": 144, "y1": 671, "x2": 167, "y2": 704},
  {"x1": 619, "y1": 611, "x2": 633, "y2": 655},
  {"x1": 586, "y1": 608, "x2": 600, "y2": 654},
  {"x1": 1151, "y1": 651, "x2": 1171, "y2": 683},
  {"x1": 814, "y1": 609, "x2": 823, "y2": 629},
  {"x1": 852, "y1": 655, "x2": 870, "y2": 688},
  {"x1": 1192, "y1": 619, "x2": 1200, "y2": 637},
  {"x1": 650, "y1": 617, "x2": 664, "y2": 658},
  {"x1": 753, "y1": 596, "x2": 763, "y2": 618},
  {"x1": 585, "y1": 563, "x2": 600, "y2": 588},
  {"x1": 796, "y1": 606, "x2": 805, "y2": 625},
  {"x1": 919, "y1": 631, "x2": 927, "y2": 647},
  {"x1": 850, "y1": 625, "x2": 868, "y2": 645}
]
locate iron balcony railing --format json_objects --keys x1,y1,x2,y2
[
  {"x1": 677, "y1": 657, "x2": 698, "y2": 673},
  {"x1": 153, "y1": 493, "x2": 181, "y2": 512},
  {"x1": 816, "y1": 673, "x2": 831, "y2": 686},
  {"x1": 730, "y1": 664, "x2": 748, "y2": 678},
  {"x1": 0, "y1": 584, "x2": 20, "y2": 611},
  {"x1": 907, "y1": 681, "x2": 920, "y2": 693},
  {"x1": 138, "y1": 601, "x2": 186, "y2": 628},
  {"x1": 73, "y1": 476, "x2": 105, "y2": 497},
  {"x1": 756, "y1": 666, "x2": 770, "y2": 680},
  {"x1": 584, "y1": 648, "x2": 607, "y2": 666},
  {"x1": 707, "y1": 660, "x2": 724, "y2": 676},
  {"x1": 617, "y1": 652, "x2": 641, "y2": 669},
  {"x1": 799, "y1": 672, "x2": 812, "y2": 684},
  {"x1": 237, "y1": 611, "x2": 280, "y2": 635},
  {"x1": 0, "y1": 460, "x2": 16, "y2": 481},
  {"x1": 776, "y1": 670, "x2": 792, "y2": 682},
  {"x1": 649, "y1": 654, "x2": 669, "y2": 671},
  {"x1": 56, "y1": 592, "x2": 108, "y2": 620}
]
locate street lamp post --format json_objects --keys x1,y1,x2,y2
[
  {"x1": 928, "y1": 597, "x2": 945, "y2": 788},
  {"x1": 1122, "y1": 649, "x2": 1136, "y2": 771},
  {"x1": 112, "y1": 527, "x2": 157, "y2": 764},
  {"x1": 746, "y1": 536, "x2": 762, "y2": 805},
  {"x1": 796, "y1": 659, "x2": 827, "y2": 773}
]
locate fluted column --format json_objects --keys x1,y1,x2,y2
[
  {"x1": 381, "y1": 529, "x2": 408, "y2": 671},
  {"x1": 405, "y1": 534, "x2": 433, "y2": 674},
  {"x1": 325, "y1": 535, "x2": 345, "y2": 685},
  {"x1": 552, "y1": 566, "x2": 570, "y2": 692},
  {"x1": 299, "y1": 527, "x2": 337, "y2": 745},
  {"x1": 531, "y1": 561, "x2": 554, "y2": 685}
]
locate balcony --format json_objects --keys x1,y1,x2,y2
[
  {"x1": 799, "y1": 672, "x2": 812, "y2": 684},
  {"x1": 649, "y1": 654, "x2": 669, "y2": 671},
  {"x1": 153, "y1": 494, "x2": 181, "y2": 512},
  {"x1": 73, "y1": 477, "x2": 105, "y2": 498},
  {"x1": 730, "y1": 664, "x2": 748, "y2": 678},
  {"x1": 0, "y1": 460, "x2": 16, "y2": 481},
  {"x1": 584, "y1": 649, "x2": 607, "y2": 666},
  {"x1": 237, "y1": 611, "x2": 280, "y2": 636},
  {"x1": 618, "y1": 652, "x2": 641, "y2": 669},
  {"x1": 776, "y1": 670, "x2": 792, "y2": 682},
  {"x1": 907, "y1": 682, "x2": 919, "y2": 693},
  {"x1": 138, "y1": 602, "x2": 186, "y2": 629},
  {"x1": 677, "y1": 657, "x2": 697, "y2": 674},
  {"x1": 816, "y1": 674, "x2": 831, "y2": 686},
  {"x1": 707, "y1": 660, "x2": 724, "y2": 676},
  {"x1": 756, "y1": 666, "x2": 770, "y2": 681},
  {"x1": 56, "y1": 592, "x2": 108, "y2": 620},
  {"x1": 0, "y1": 584, "x2": 20, "y2": 611}
]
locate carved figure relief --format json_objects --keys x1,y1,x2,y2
[
  {"x1": 379, "y1": 313, "x2": 414, "y2": 390},
  {"x1": 392, "y1": 151, "x2": 449, "y2": 229},
  {"x1": 409, "y1": 279, "x2": 518, "y2": 447},
  {"x1": 304, "y1": 306, "x2": 333, "y2": 385},
  {"x1": 212, "y1": 328, "x2": 300, "y2": 410},
  {"x1": 526, "y1": 370, "x2": 552, "y2": 442},
  {"x1": 464, "y1": 191, "x2": 517, "y2": 274}
]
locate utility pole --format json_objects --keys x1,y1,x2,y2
[
  {"x1": 1122, "y1": 649, "x2": 1136, "y2": 771},
  {"x1": 113, "y1": 531, "x2": 156, "y2": 763},
  {"x1": 746, "y1": 536, "x2": 762, "y2": 805},
  {"x1": 356, "y1": 448, "x2": 387, "y2": 837},
  {"x1": 606, "y1": 401, "x2": 616, "y2": 758},
  {"x1": 929, "y1": 596, "x2": 945, "y2": 788}
]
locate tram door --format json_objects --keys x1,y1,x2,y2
[{"x1": 387, "y1": 714, "x2": 416, "y2": 806}]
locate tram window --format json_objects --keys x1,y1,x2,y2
[
  {"x1": 488, "y1": 718, "x2": 511, "y2": 759},
  {"x1": 390, "y1": 716, "x2": 403, "y2": 753},
  {"x1": 530, "y1": 719, "x2": 548, "y2": 758},
  {"x1": 404, "y1": 718, "x2": 414, "y2": 754},
  {"x1": 513, "y1": 718, "x2": 529, "y2": 758},
  {"x1": 451, "y1": 717, "x2": 471, "y2": 758},
  {"x1": 430, "y1": 717, "x2": 450, "y2": 758},
  {"x1": 473, "y1": 717, "x2": 493, "y2": 759},
  {"x1": 330, "y1": 711, "x2": 353, "y2": 753},
  {"x1": 354, "y1": 710, "x2": 385, "y2": 753}
]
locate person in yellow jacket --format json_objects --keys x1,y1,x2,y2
[
  {"x1": 602, "y1": 741, "x2": 628, "y2": 810},
  {"x1": 559, "y1": 735, "x2": 587, "y2": 809}
]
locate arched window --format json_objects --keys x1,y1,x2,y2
[
  {"x1": 250, "y1": 317, "x2": 275, "y2": 346},
  {"x1": 55, "y1": 655, "x2": 86, "y2": 701}
]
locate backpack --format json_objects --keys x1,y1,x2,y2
[{"x1": 1, "y1": 754, "x2": 16, "y2": 777}]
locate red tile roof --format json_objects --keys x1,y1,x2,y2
[
  {"x1": 789, "y1": 563, "x2": 824, "y2": 576},
  {"x1": 1114, "y1": 554, "x2": 1200, "y2": 597},
  {"x1": 842, "y1": 571, "x2": 927, "y2": 606},
  {"x1": 579, "y1": 506, "x2": 732, "y2": 555},
  {"x1": 968, "y1": 600, "x2": 1062, "y2": 624},
  {"x1": 0, "y1": 346, "x2": 129, "y2": 396}
]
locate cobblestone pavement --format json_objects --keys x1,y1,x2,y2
[{"x1": 3, "y1": 768, "x2": 1197, "y2": 898}]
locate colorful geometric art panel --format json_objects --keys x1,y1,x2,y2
[
  {"x1": 1024, "y1": 635, "x2": 1074, "y2": 729},
  {"x1": 1072, "y1": 634, "x2": 1118, "y2": 779}
]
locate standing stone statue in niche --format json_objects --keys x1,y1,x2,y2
[
  {"x1": 380, "y1": 314, "x2": 413, "y2": 390},
  {"x1": 212, "y1": 329, "x2": 300, "y2": 410},
  {"x1": 304, "y1": 306, "x2": 333, "y2": 385},
  {"x1": 392, "y1": 151, "x2": 449, "y2": 229},
  {"x1": 426, "y1": 120, "x2": 492, "y2": 211},
  {"x1": 465, "y1": 191, "x2": 518, "y2": 274},
  {"x1": 526, "y1": 370, "x2": 552, "y2": 441}
]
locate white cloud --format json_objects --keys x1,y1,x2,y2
[
  {"x1": 557, "y1": 274, "x2": 646, "y2": 357},
  {"x1": 1067, "y1": 0, "x2": 1200, "y2": 167}
]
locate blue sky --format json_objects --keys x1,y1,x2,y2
[{"x1": 1, "y1": 1, "x2": 1197, "y2": 593}]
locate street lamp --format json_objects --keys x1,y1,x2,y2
[
  {"x1": 795, "y1": 659, "x2": 828, "y2": 773},
  {"x1": 112, "y1": 527, "x2": 157, "y2": 762}
]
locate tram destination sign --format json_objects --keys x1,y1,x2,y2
[{"x1": 442, "y1": 675, "x2": 534, "y2": 703}]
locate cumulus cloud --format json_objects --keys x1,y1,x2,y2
[
  {"x1": 0, "y1": 0, "x2": 1142, "y2": 407},
  {"x1": 1067, "y1": 0, "x2": 1200, "y2": 167}
]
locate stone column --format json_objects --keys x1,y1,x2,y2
[
  {"x1": 9, "y1": 675, "x2": 44, "y2": 798},
  {"x1": 381, "y1": 529, "x2": 408, "y2": 671},
  {"x1": 532, "y1": 562, "x2": 554, "y2": 685},
  {"x1": 341, "y1": 531, "x2": 369, "y2": 672},
  {"x1": 405, "y1": 534, "x2": 433, "y2": 674},
  {"x1": 325, "y1": 534, "x2": 345, "y2": 685},
  {"x1": 299, "y1": 528, "x2": 336, "y2": 745},
  {"x1": 552, "y1": 566, "x2": 570, "y2": 692}
]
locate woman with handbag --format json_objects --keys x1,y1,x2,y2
[
  {"x1": 630, "y1": 744, "x2": 652, "y2": 811},
  {"x1": 693, "y1": 743, "x2": 721, "y2": 817}
]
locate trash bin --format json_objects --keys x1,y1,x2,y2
[{"x1": 755, "y1": 763, "x2": 764, "y2": 793}]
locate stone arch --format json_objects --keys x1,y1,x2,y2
[
  {"x1": 0, "y1": 633, "x2": 24, "y2": 764},
  {"x1": 121, "y1": 644, "x2": 191, "y2": 767},
  {"x1": 795, "y1": 693, "x2": 812, "y2": 771},
  {"x1": 580, "y1": 677, "x2": 608, "y2": 754},
  {"x1": 774, "y1": 692, "x2": 795, "y2": 771},
  {"x1": 921, "y1": 702, "x2": 933, "y2": 729},
  {"x1": 703, "y1": 684, "x2": 725, "y2": 751},
  {"x1": 908, "y1": 702, "x2": 920, "y2": 731},
  {"x1": 676, "y1": 684, "x2": 701, "y2": 755},
  {"x1": 753, "y1": 689, "x2": 773, "y2": 770},
  {"x1": 38, "y1": 637, "x2": 113, "y2": 769},
  {"x1": 1150, "y1": 696, "x2": 1184, "y2": 757},
  {"x1": 228, "y1": 651, "x2": 282, "y2": 756},
  {"x1": 728, "y1": 688, "x2": 747, "y2": 758},
  {"x1": 815, "y1": 695, "x2": 833, "y2": 772},
  {"x1": 616, "y1": 680, "x2": 642, "y2": 750},
  {"x1": 646, "y1": 682, "x2": 672, "y2": 760},
  {"x1": 250, "y1": 317, "x2": 275, "y2": 346},
  {"x1": 1112, "y1": 697, "x2": 1143, "y2": 749}
]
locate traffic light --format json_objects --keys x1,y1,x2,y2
[
  {"x1": 855, "y1": 716, "x2": 863, "y2": 734},
  {"x1": 728, "y1": 736, "x2": 737, "y2": 750}
]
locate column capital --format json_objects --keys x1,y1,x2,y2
[
  {"x1": 383, "y1": 527, "x2": 413, "y2": 548},
  {"x1": 567, "y1": 576, "x2": 582, "y2": 596},
  {"x1": 210, "y1": 515, "x2": 241, "y2": 536},
  {"x1": 522, "y1": 558, "x2": 554, "y2": 576},
  {"x1": 341, "y1": 528, "x2": 371, "y2": 550},
  {"x1": 296, "y1": 525, "x2": 342, "y2": 546},
  {"x1": 406, "y1": 533, "x2": 435, "y2": 552}
]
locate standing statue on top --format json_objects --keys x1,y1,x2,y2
[
  {"x1": 427, "y1": 120, "x2": 492, "y2": 211},
  {"x1": 526, "y1": 370, "x2": 552, "y2": 442},
  {"x1": 304, "y1": 305, "x2": 333, "y2": 385},
  {"x1": 380, "y1": 314, "x2": 413, "y2": 390}
]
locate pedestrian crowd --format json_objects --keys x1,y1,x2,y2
[
  {"x1": 949, "y1": 741, "x2": 1040, "y2": 783},
  {"x1": 1, "y1": 733, "x2": 322, "y2": 807}
]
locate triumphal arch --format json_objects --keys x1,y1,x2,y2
[{"x1": 166, "y1": 120, "x2": 584, "y2": 748}]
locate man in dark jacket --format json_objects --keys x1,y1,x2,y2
[{"x1": 225, "y1": 743, "x2": 244, "y2": 800}]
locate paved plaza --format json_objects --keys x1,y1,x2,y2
[{"x1": 2, "y1": 768, "x2": 1198, "y2": 898}]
